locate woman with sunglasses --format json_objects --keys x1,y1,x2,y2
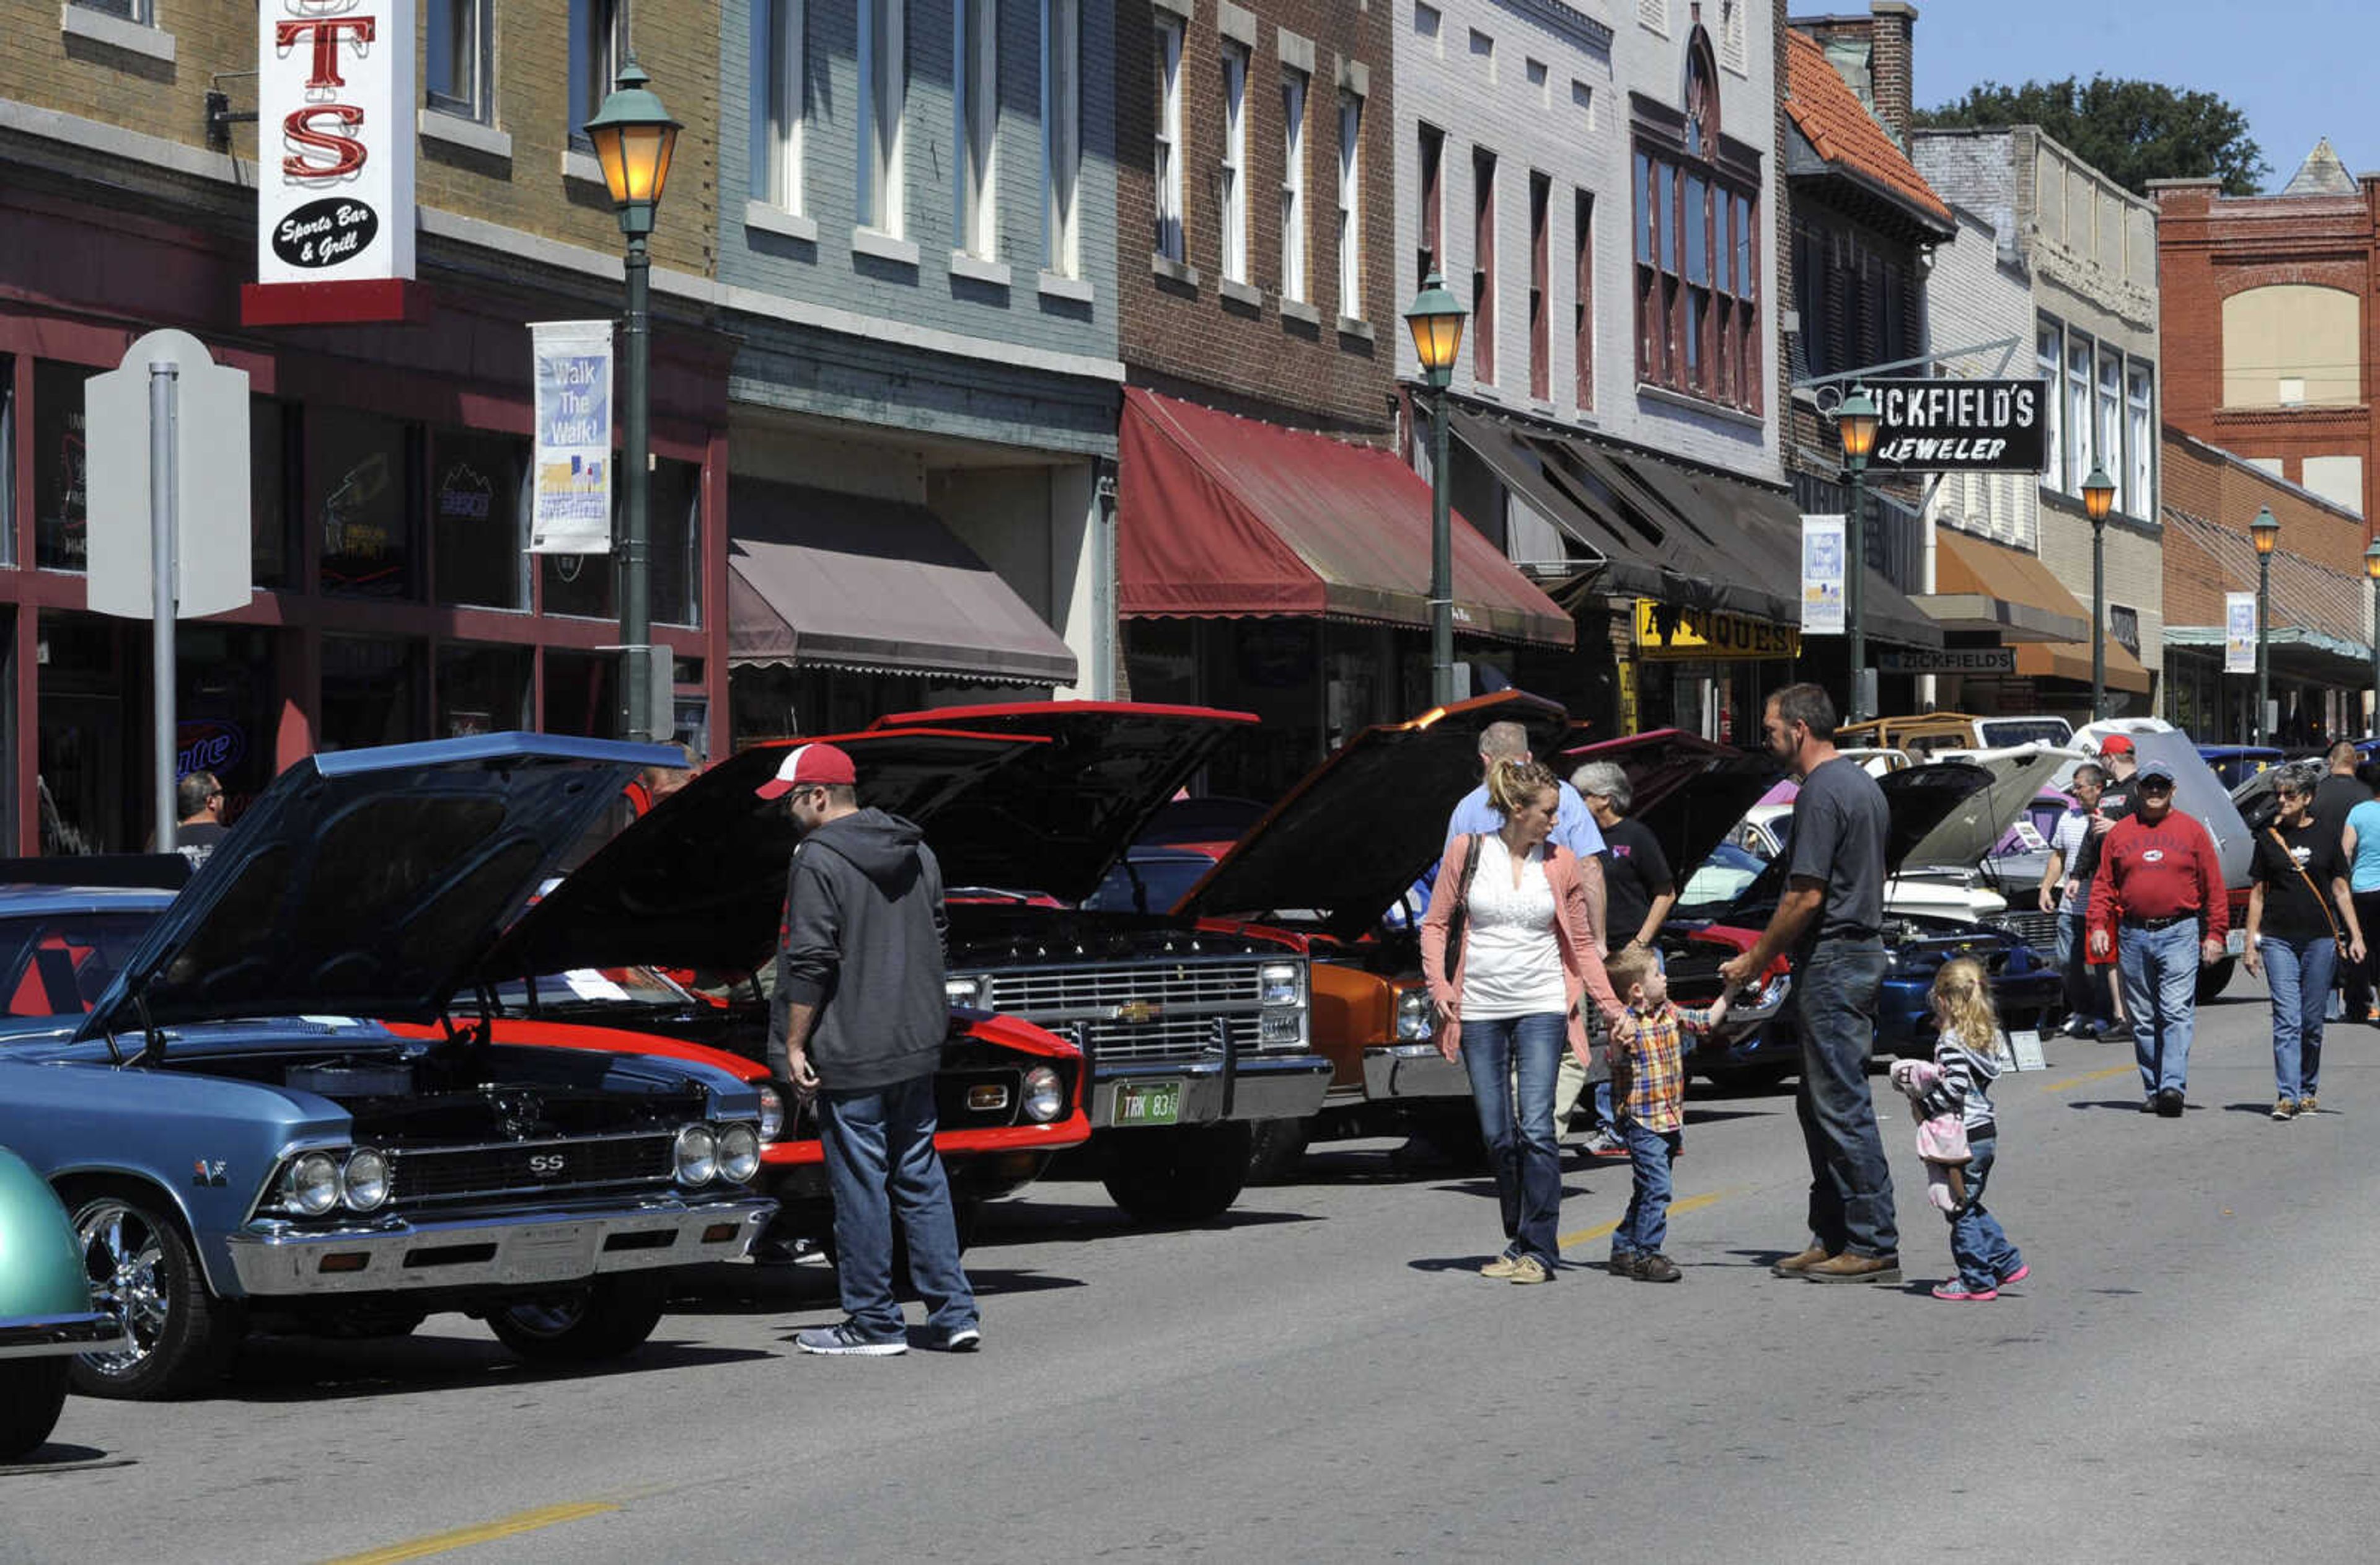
[
  {"x1": 2086, "y1": 758, "x2": 2229, "y2": 1118},
  {"x1": 2245, "y1": 764, "x2": 2365, "y2": 1120}
]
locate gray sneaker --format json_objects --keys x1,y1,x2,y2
[
  {"x1": 796, "y1": 1321, "x2": 908, "y2": 1357},
  {"x1": 930, "y1": 1323, "x2": 983, "y2": 1352}
]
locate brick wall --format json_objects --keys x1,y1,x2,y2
[
  {"x1": 2163, "y1": 423, "x2": 2368, "y2": 579},
  {"x1": 1791, "y1": 2, "x2": 1912, "y2": 144},
  {"x1": 1116, "y1": 0, "x2": 1396, "y2": 436}
]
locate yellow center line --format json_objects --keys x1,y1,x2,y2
[
  {"x1": 319, "y1": 1502, "x2": 620, "y2": 1565},
  {"x1": 1559, "y1": 1188, "x2": 1737, "y2": 1252},
  {"x1": 2038, "y1": 1063, "x2": 2135, "y2": 1093}
]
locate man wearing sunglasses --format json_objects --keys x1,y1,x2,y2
[{"x1": 2087, "y1": 759, "x2": 2229, "y2": 1117}]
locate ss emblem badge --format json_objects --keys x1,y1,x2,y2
[{"x1": 527, "y1": 1153, "x2": 566, "y2": 1178}]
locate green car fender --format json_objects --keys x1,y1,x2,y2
[{"x1": 0, "y1": 1146, "x2": 91, "y2": 1321}]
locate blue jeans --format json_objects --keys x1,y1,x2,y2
[
  {"x1": 1948, "y1": 1136, "x2": 2022, "y2": 1292},
  {"x1": 816, "y1": 1073, "x2": 977, "y2": 1338},
  {"x1": 2117, "y1": 919, "x2": 2201, "y2": 1096},
  {"x1": 1790, "y1": 938, "x2": 1898, "y2": 1258},
  {"x1": 2262, "y1": 934, "x2": 2335, "y2": 1101},
  {"x1": 1460, "y1": 1012, "x2": 1567, "y2": 1267},
  {"x1": 1612, "y1": 1118, "x2": 1681, "y2": 1259},
  {"x1": 2057, "y1": 889, "x2": 2113, "y2": 1027}
]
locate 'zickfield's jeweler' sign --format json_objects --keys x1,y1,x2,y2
[
  {"x1": 1861, "y1": 379, "x2": 2046, "y2": 475},
  {"x1": 242, "y1": 0, "x2": 417, "y2": 326}
]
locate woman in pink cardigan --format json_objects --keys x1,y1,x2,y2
[{"x1": 1424, "y1": 758, "x2": 1627, "y2": 1284}]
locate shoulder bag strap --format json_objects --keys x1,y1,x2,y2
[{"x1": 2268, "y1": 826, "x2": 2345, "y2": 943}]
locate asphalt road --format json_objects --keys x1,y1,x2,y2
[{"x1": 9, "y1": 981, "x2": 2380, "y2": 1563}]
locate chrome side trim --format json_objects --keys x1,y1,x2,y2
[{"x1": 0, "y1": 1311, "x2": 131, "y2": 1360}]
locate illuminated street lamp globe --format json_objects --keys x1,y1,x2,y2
[
  {"x1": 1403, "y1": 272, "x2": 1467, "y2": 390},
  {"x1": 583, "y1": 59, "x2": 681, "y2": 236}
]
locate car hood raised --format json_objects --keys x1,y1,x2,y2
[
  {"x1": 1893, "y1": 751, "x2": 2071, "y2": 875},
  {"x1": 77, "y1": 734, "x2": 681, "y2": 1041},
  {"x1": 482, "y1": 729, "x2": 1050, "y2": 978},
  {"x1": 866, "y1": 702, "x2": 1258, "y2": 904},
  {"x1": 1596, "y1": 731, "x2": 1786, "y2": 890},
  {"x1": 1170, "y1": 692, "x2": 1570, "y2": 938},
  {"x1": 2130, "y1": 729, "x2": 2254, "y2": 885}
]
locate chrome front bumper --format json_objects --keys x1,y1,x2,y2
[
  {"x1": 0, "y1": 1310, "x2": 129, "y2": 1360},
  {"x1": 1090, "y1": 1052, "x2": 1333, "y2": 1129},
  {"x1": 1360, "y1": 1043, "x2": 1471, "y2": 1102},
  {"x1": 224, "y1": 1192, "x2": 777, "y2": 1298}
]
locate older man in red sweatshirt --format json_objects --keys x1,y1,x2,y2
[{"x1": 2087, "y1": 759, "x2": 2229, "y2": 1117}]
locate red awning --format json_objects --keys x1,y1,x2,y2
[{"x1": 1117, "y1": 387, "x2": 1574, "y2": 648}]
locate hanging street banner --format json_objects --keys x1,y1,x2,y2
[
  {"x1": 1801, "y1": 513, "x2": 1846, "y2": 635},
  {"x1": 244, "y1": 0, "x2": 418, "y2": 324},
  {"x1": 1861, "y1": 379, "x2": 2047, "y2": 474},
  {"x1": 528, "y1": 321, "x2": 615, "y2": 554},
  {"x1": 1632, "y1": 600, "x2": 1800, "y2": 661},
  {"x1": 2224, "y1": 593, "x2": 2258, "y2": 674}
]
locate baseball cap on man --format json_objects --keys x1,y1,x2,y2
[
  {"x1": 2136, "y1": 758, "x2": 2176, "y2": 785},
  {"x1": 755, "y1": 742, "x2": 858, "y2": 800},
  {"x1": 2098, "y1": 734, "x2": 2135, "y2": 757}
]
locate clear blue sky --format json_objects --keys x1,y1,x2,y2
[{"x1": 1911, "y1": 0, "x2": 2373, "y2": 193}]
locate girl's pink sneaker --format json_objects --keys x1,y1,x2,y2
[
  {"x1": 1999, "y1": 1263, "x2": 2030, "y2": 1285},
  {"x1": 1931, "y1": 1281, "x2": 1998, "y2": 1302}
]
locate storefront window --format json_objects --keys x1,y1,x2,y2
[
  {"x1": 540, "y1": 459, "x2": 702, "y2": 624},
  {"x1": 544, "y1": 650, "x2": 618, "y2": 739},
  {"x1": 0, "y1": 357, "x2": 16, "y2": 568},
  {"x1": 251, "y1": 396, "x2": 297, "y2": 589},
  {"x1": 36, "y1": 612, "x2": 127, "y2": 853},
  {"x1": 33, "y1": 360, "x2": 89, "y2": 572},
  {"x1": 320, "y1": 634, "x2": 427, "y2": 750},
  {"x1": 431, "y1": 430, "x2": 529, "y2": 609},
  {"x1": 313, "y1": 411, "x2": 418, "y2": 598},
  {"x1": 436, "y1": 641, "x2": 533, "y2": 735},
  {"x1": 541, "y1": 549, "x2": 615, "y2": 620},
  {"x1": 177, "y1": 624, "x2": 279, "y2": 822}
]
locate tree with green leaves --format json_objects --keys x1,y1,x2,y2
[{"x1": 1915, "y1": 76, "x2": 2268, "y2": 196}]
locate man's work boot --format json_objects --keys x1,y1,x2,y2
[
  {"x1": 1770, "y1": 1243, "x2": 1831, "y2": 1278},
  {"x1": 1802, "y1": 1252, "x2": 1902, "y2": 1285}
]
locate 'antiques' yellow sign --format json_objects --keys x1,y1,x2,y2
[{"x1": 1632, "y1": 599, "x2": 1800, "y2": 661}]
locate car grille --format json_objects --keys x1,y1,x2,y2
[
  {"x1": 389, "y1": 1132, "x2": 676, "y2": 1204},
  {"x1": 1998, "y1": 910, "x2": 2059, "y2": 952},
  {"x1": 976, "y1": 959, "x2": 1290, "y2": 1066}
]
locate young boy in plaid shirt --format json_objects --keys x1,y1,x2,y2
[{"x1": 1600, "y1": 947, "x2": 1732, "y2": 1282}]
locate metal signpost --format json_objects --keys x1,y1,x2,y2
[{"x1": 84, "y1": 330, "x2": 252, "y2": 852}]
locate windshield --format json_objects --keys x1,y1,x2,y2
[
  {"x1": 491, "y1": 968, "x2": 695, "y2": 1011},
  {"x1": 1082, "y1": 853, "x2": 1219, "y2": 914},
  {"x1": 1677, "y1": 841, "x2": 1768, "y2": 917},
  {"x1": 0, "y1": 910, "x2": 165, "y2": 1019},
  {"x1": 1977, "y1": 718, "x2": 2073, "y2": 749}
]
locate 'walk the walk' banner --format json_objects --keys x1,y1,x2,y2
[
  {"x1": 528, "y1": 320, "x2": 614, "y2": 554},
  {"x1": 1801, "y1": 514, "x2": 1846, "y2": 635},
  {"x1": 2224, "y1": 592, "x2": 2258, "y2": 674}
]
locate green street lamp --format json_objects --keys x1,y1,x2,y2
[
  {"x1": 2252, "y1": 506, "x2": 2280, "y2": 745},
  {"x1": 2082, "y1": 464, "x2": 2117, "y2": 719},
  {"x1": 1835, "y1": 386, "x2": 1880, "y2": 720},
  {"x1": 2365, "y1": 540, "x2": 2380, "y2": 738},
  {"x1": 1404, "y1": 271, "x2": 1468, "y2": 707},
  {"x1": 584, "y1": 59, "x2": 682, "y2": 743}
]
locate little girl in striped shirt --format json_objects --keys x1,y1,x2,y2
[{"x1": 1911, "y1": 958, "x2": 2029, "y2": 1302}]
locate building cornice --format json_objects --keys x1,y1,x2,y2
[{"x1": 1496, "y1": 0, "x2": 1613, "y2": 54}]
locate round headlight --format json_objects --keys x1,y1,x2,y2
[
  {"x1": 673, "y1": 1124, "x2": 718, "y2": 1185},
  {"x1": 288, "y1": 1152, "x2": 342, "y2": 1216},
  {"x1": 717, "y1": 1123, "x2": 762, "y2": 1183},
  {"x1": 342, "y1": 1148, "x2": 391, "y2": 1212},
  {"x1": 756, "y1": 1085, "x2": 786, "y2": 1144},
  {"x1": 1022, "y1": 1065, "x2": 1065, "y2": 1123}
]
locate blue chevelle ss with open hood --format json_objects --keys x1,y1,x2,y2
[{"x1": 0, "y1": 734, "x2": 774, "y2": 1400}]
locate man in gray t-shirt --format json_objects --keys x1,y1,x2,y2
[{"x1": 1720, "y1": 683, "x2": 1900, "y2": 1284}]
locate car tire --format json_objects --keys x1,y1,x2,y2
[
  {"x1": 66, "y1": 1188, "x2": 242, "y2": 1401},
  {"x1": 1243, "y1": 1118, "x2": 1313, "y2": 1186},
  {"x1": 1096, "y1": 1123, "x2": 1253, "y2": 1222},
  {"x1": 0, "y1": 1359, "x2": 71, "y2": 1460},
  {"x1": 2197, "y1": 958, "x2": 2236, "y2": 1002},
  {"x1": 487, "y1": 1272, "x2": 671, "y2": 1365}
]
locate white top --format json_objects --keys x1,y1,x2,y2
[{"x1": 1458, "y1": 835, "x2": 1569, "y2": 1021}]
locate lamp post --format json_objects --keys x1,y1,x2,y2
[
  {"x1": 583, "y1": 60, "x2": 681, "y2": 743},
  {"x1": 2081, "y1": 465, "x2": 2116, "y2": 720},
  {"x1": 2365, "y1": 540, "x2": 2380, "y2": 738},
  {"x1": 1835, "y1": 386, "x2": 1880, "y2": 720},
  {"x1": 1404, "y1": 271, "x2": 1468, "y2": 706},
  {"x1": 2252, "y1": 506, "x2": 2280, "y2": 746}
]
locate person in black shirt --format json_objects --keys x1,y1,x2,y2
[
  {"x1": 2311, "y1": 743, "x2": 2373, "y2": 1016},
  {"x1": 2246, "y1": 764, "x2": 2365, "y2": 1121},
  {"x1": 1559, "y1": 760, "x2": 1679, "y2": 1155},
  {"x1": 174, "y1": 771, "x2": 230, "y2": 868}
]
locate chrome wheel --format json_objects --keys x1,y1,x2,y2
[
  {"x1": 496, "y1": 1295, "x2": 589, "y2": 1340},
  {"x1": 74, "y1": 1199, "x2": 167, "y2": 1377}
]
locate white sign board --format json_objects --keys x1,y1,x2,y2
[
  {"x1": 1801, "y1": 514, "x2": 1846, "y2": 635},
  {"x1": 257, "y1": 0, "x2": 416, "y2": 288},
  {"x1": 84, "y1": 331, "x2": 253, "y2": 620},
  {"x1": 2224, "y1": 592, "x2": 2258, "y2": 674},
  {"x1": 528, "y1": 321, "x2": 615, "y2": 554}
]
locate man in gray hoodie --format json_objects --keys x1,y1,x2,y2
[{"x1": 762, "y1": 742, "x2": 979, "y2": 1356}]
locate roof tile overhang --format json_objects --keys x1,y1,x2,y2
[{"x1": 1782, "y1": 31, "x2": 1955, "y2": 240}]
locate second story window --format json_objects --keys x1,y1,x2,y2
[
  {"x1": 1472, "y1": 147, "x2": 1496, "y2": 386},
  {"x1": 749, "y1": 0, "x2": 805, "y2": 209},
  {"x1": 1631, "y1": 36, "x2": 1759, "y2": 415},
  {"x1": 1153, "y1": 19, "x2": 1185, "y2": 262},
  {"x1": 2037, "y1": 320, "x2": 2065, "y2": 490},
  {"x1": 1574, "y1": 189, "x2": 1593, "y2": 408},
  {"x1": 567, "y1": 0, "x2": 622, "y2": 149},
  {"x1": 2126, "y1": 363, "x2": 2154, "y2": 518},
  {"x1": 956, "y1": 0, "x2": 998, "y2": 258},
  {"x1": 1042, "y1": 0, "x2": 1081, "y2": 277},
  {"x1": 1528, "y1": 170, "x2": 1550, "y2": 402},
  {"x1": 1416, "y1": 121, "x2": 1443, "y2": 288},
  {"x1": 860, "y1": 0, "x2": 906, "y2": 236},
  {"x1": 1336, "y1": 92, "x2": 1362, "y2": 320},
  {"x1": 1219, "y1": 43, "x2": 1249, "y2": 284},
  {"x1": 1279, "y1": 69, "x2": 1308, "y2": 303},
  {"x1": 428, "y1": 0, "x2": 492, "y2": 123}
]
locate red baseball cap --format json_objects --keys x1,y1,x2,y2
[
  {"x1": 2097, "y1": 734, "x2": 2135, "y2": 757},
  {"x1": 755, "y1": 742, "x2": 858, "y2": 799}
]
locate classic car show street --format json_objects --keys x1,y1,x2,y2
[{"x1": 7, "y1": 989, "x2": 2373, "y2": 1563}]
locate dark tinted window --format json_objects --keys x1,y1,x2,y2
[
  {"x1": 431, "y1": 430, "x2": 529, "y2": 609},
  {"x1": 314, "y1": 410, "x2": 418, "y2": 598},
  {"x1": 0, "y1": 911, "x2": 161, "y2": 1017}
]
